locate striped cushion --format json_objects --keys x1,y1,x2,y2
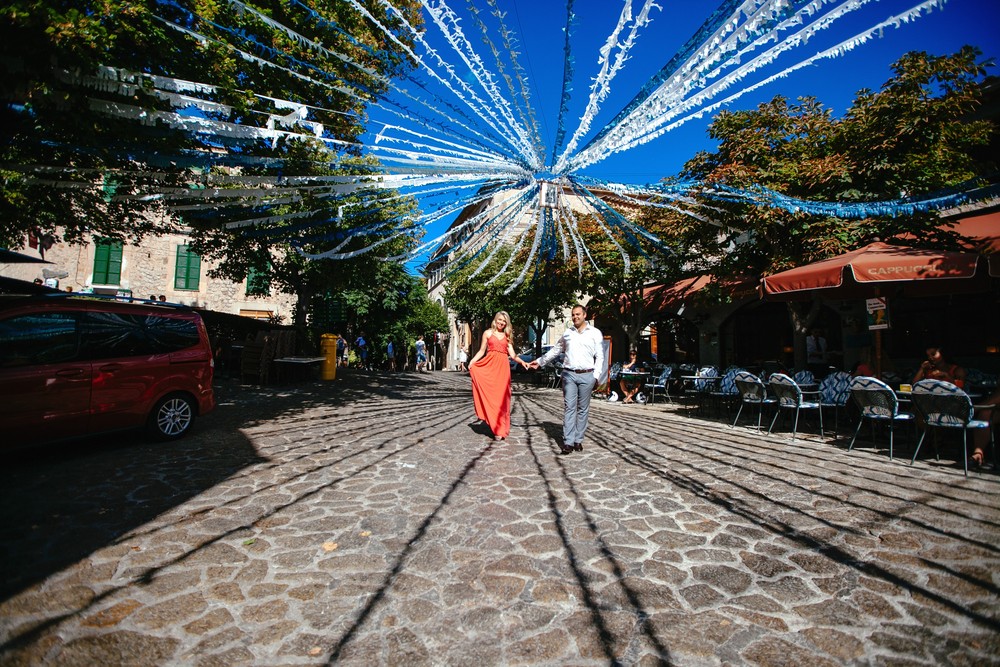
[
  {"x1": 793, "y1": 370, "x2": 815, "y2": 385},
  {"x1": 912, "y1": 379, "x2": 973, "y2": 426},
  {"x1": 849, "y1": 376, "x2": 902, "y2": 419},
  {"x1": 820, "y1": 371, "x2": 852, "y2": 406}
]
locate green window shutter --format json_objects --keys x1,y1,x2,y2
[
  {"x1": 93, "y1": 239, "x2": 123, "y2": 284},
  {"x1": 174, "y1": 245, "x2": 201, "y2": 291},
  {"x1": 246, "y1": 264, "x2": 271, "y2": 296}
]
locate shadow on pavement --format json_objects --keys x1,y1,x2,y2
[{"x1": 0, "y1": 369, "x2": 408, "y2": 604}]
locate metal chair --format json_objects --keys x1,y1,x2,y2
[
  {"x1": 732, "y1": 371, "x2": 776, "y2": 432},
  {"x1": 768, "y1": 373, "x2": 824, "y2": 440},
  {"x1": 644, "y1": 366, "x2": 673, "y2": 404},
  {"x1": 689, "y1": 365, "x2": 718, "y2": 413},
  {"x1": 793, "y1": 369, "x2": 815, "y2": 386},
  {"x1": 847, "y1": 376, "x2": 914, "y2": 460},
  {"x1": 709, "y1": 366, "x2": 744, "y2": 416},
  {"x1": 909, "y1": 379, "x2": 993, "y2": 477},
  {"x1": 820, "y1": 371, "x2": 852, "y2": 434}
]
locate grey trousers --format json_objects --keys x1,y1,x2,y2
[{"x1": 562, "y1": 370, "x2": 597, "y2": 445}]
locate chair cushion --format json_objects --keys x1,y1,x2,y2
[{"x1": 820, "y1": 371, "x2": 851, "y2": 406}]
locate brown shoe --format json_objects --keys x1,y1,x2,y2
[{"x1": 573, "y1": 443, "x2": 583, "y2": 451}]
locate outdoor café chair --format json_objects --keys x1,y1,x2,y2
[
  {"x1": 909, "y1": 379, "x2": 993, "y2": 477},
  {"x1": 709, "y1": 366, "x2": 744, "y2": 416},
  {"x1": 847, "y1": 376, "x2": 914, "y2": 460},
  {"x1": 768, "y1": 373, "x2": 823, "y2": 440},
  {"x1": 820, "y1": 371, "x2": 852, "y2": 434},
  {"x1": 644, "y1": 366, "x2": 673, "y2": 405},
  {"x1": 732, "y1": 371, "x2": 776, "y2": 432},
  {"x1": 793, "y1": 369, "x2": 815, "y2": 386}
]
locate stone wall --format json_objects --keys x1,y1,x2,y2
[{"x1": 2, "y1": 230, "x2": 296, "y2": 321}]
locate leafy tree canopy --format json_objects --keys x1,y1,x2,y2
[
  {"x1": 0, "y1": 0, "x2": 422, "y2": 249},
  {"x1": 681, "y1": 47, "x2": 995, "y2": 279},
  {"x1": 443, "y1": 244, "x2": 578, "y2": 354}
]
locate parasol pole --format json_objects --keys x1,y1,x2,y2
[{"x1": 874, "y1": 287, "x2": 882, "y2": 379}]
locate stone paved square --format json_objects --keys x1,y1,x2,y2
[{"x1": 1, "y1": 370, "x2": 998, "y2": 665}]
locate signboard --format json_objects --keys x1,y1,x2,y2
[
  {"x1": 866, "y1": 297, "x2": 889, "y2": 330},
  {"x1": 595, "y1": 337, "x2": 612, "y2": 394}
]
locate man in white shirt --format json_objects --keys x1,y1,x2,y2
[{"x1": 530, "y1": 304, "x2": 605, "y2": 454}]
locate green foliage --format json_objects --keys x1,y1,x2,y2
[
  {"x1": 574, "y1": 209, "x2": 687, "y2": 345},
  {"x1": 681, "y1": 47, "x2": 995, "y2": 278},
  {"x1": 0, "y1": 0, "x2": 422, "y2": 251},
  {"x1": 444, "y1": 245, "x2": 578, "y2": 353}
]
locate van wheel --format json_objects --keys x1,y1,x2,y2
[{"x1": 148, "y1": 393, "x2": 195, "y2": 440}]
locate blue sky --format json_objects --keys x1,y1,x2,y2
[
  {"x1": 510, "y1": 0, "x2": 1000, "y2": 182},
  {"x1": 369, "y1": 0, "x2": 1000, "y2": 271}
]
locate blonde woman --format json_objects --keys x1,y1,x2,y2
[{"x1": 469, "y1": 311, "x2": 529, "y2": 441}]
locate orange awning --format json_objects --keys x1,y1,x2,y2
[
  {"x1": 941, "y1": 210, "x2": 1000, "y2": 277},
  {"x1": 644, "y1": 274, "x2": 755, "y2": 315}
]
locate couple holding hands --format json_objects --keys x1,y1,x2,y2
[{"x1": 468, "y1": 305, "x2": 604, "y2": 454}]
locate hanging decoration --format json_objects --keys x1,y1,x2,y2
[{"x1": 8, "y1": 0, "x2": 992, "y2": 284}]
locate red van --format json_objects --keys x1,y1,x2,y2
[{"x1": 0, "y1": 294, "x2": 215, "y2": 447}]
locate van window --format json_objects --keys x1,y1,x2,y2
[
  {"x1": 80, "y1": 312, "x2": 200, "y2": 359},
  {"x1": 0, "y1": 312, "x2": 79, "y2": 366}
]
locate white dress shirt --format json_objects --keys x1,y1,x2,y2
[{"x1": 539, "y1": 322, "x2": 605, "y2": 381}]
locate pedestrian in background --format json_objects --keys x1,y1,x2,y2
[
  {"x1": 354, "y1": 333, "x2": 368, "y2": 369},
  {"x1": 337, "y1": 335, "x2": 347, "y2": 368},
  {"x1": 387, "y1": 340, "x2": 396, "y2": 372},
  {"x1": 415, "y1": 335, "x2": 427, "y2": 372}
]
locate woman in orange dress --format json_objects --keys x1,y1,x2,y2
[{"x1": 469, "y1": 311, "x2": 529, "y2": 441}]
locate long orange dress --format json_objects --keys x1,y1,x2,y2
[{"x1": 470, "y1": 334, "x2": 512, "y2": 438}]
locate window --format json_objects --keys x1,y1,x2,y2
[
  {"x1": 93, "y1": 239, "x2": 123, "y2": 285},
  {"x1": 174, "y1": 245, "x2": 201, "y2": 291},
  {"x1": 80, "y1": 312, "x2": 200, "y2": 359},
  {"x1": 0, "y1": 313, "x2": 79, "y2": 366},
  {"x1": 246, "y1": 265, "x2": 270, "y2": 296},
  {"x1": 239, "y1": 309, "x2": 274, "y2": 321}
]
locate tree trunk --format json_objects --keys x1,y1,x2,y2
[
  {"x1": 787, "y1": 299, "x2": 822, "y2": 370},
  {"x1": 294, "y1": 288, "x2": 313, "y2": 328}
]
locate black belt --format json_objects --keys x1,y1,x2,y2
[{"x1": 567, "y1": 368, "x2": 594, "y2": 373}]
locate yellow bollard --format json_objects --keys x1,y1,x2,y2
[{"x1": 320, "y1": 334, "x2": 338, "y2": 380}]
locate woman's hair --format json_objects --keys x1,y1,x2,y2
[{"x1": 491, "y1": 311, "x2": 514, "y2": 341}]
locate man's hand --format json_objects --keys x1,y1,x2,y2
[{"x1": 528, "y1": 360, "x2": 540, "y2": 370}]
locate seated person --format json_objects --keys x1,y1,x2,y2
[
  {"x1": 972, "y1": 386, "x2": 1000, "y2": 468},
  {"x1": 852, "y1": 348, "x2": 874, "y2": 377},
  {"x1": 618, "y1": 350, "x2": 646, "y2": 404},
  {"x1": 912, "y1": 346, "x2": 967, "y2": 388}
]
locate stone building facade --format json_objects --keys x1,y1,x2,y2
[{"x1": 3, "y1": 230, "x2": 296, "y2": 321}]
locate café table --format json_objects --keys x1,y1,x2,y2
[
  {"x1": 617, "y1": 369, "x2": 650, "y2": 403},
  {"x1": 273, "y1": 356, "x2": 327, "y2": 383},
  {"x1": 679, "y1": 374, "x2": 721, "y2": 413}
]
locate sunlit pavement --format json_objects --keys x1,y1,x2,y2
[{"x1": 1, "y1": 370, "x2": 998, "y2": 666}]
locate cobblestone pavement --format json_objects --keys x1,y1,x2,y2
[{"x1": 1, "y1": 370, "x2": 998, "y2": 666}]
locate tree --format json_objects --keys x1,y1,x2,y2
[
  {"x1": 679, "y1": 48, "x2": 995, "y2": 361},
  {"x1": 351, "y1": 271, "x2": 446, "y2": 368},
  {"x1": 0, "y1": 0, "x2": 422, "y2": 249},
  {"x1": 573, "y1": 202, "x2": 687, "y2": 353},
  {"x1": 684, "y1": 48, "x2": 994, "y2": 279},
  {"x1": 444, "y1": 244, "x2": 578, "y2": 355}
]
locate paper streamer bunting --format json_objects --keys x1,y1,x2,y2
[{"x1": 10, "y1": 0, "x2": 994, "y2": 282}]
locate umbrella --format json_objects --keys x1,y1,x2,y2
[
  {"x1": 941, "y1": 210, "x2": 1000, "y2": 277},
  {"x1": 761, "y1": 242, "x2": 986, "y2": 299},
  {"x1": 761, "y1": 241, "x2": 993, "y2": 377}
]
